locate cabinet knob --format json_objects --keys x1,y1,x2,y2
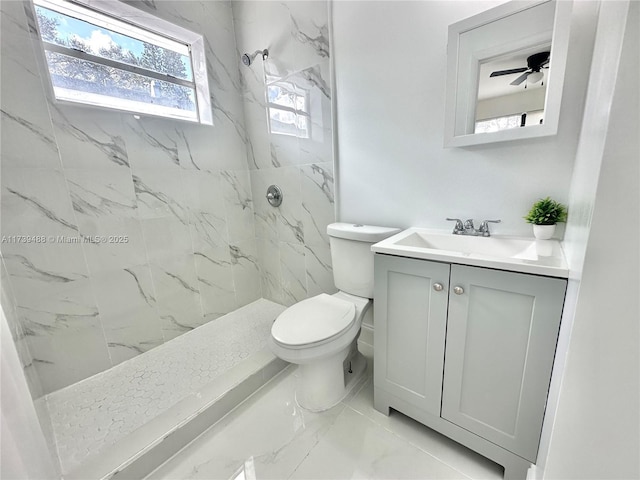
[
  {"x1": 433, "y1": 283, "x2": 444, "y2": 292},
  {"x1": 453, "y1": 286, "x2": 464, "y2": 295}
]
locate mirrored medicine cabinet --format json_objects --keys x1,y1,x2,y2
[{"x1": 444, "y1": 0, "x2": 573, "y2": 147}]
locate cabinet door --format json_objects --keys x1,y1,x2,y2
[
  {"x1": 374, "y1": 254, "x2": 450, "y2": 416},
  {"x1": 442, "y1": 265, "x2": 566, "y2": 462}
]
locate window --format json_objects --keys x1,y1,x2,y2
[
  {"x1": 33, "y1": 0, "x2": 212, "y2": 124},
  {"x1": 475, "y1": 110, "x2": 544, "y2": 133},
  {"x1": 474, "y1": 114, "x2": 522, "y2": 134},
  {"x1": 267, "y1": 80, "x2": 310, "y2": 138}
]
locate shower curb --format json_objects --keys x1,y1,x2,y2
[{"x1": 66, "y1": 353, "x2": 288, "y2": 480}]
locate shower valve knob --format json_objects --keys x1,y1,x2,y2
[{"x1": 266, "y1": 185, "x2": 283, "y2": 207}]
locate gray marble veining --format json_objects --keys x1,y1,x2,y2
[
  {"x1": 291, "y1": 15, "x2": 330, "y2": 60},
  {"x1": 174, "y1": 128, "x2": 201, "y2": 170},
  {"x1": 279, "y1": 241, "x2": 307, "y2": 306},
  {"x1": 123, "y1": 268, "x2": 157, "y2": 307},
  {"x1": 3, "y1": 254, "x2": 82, "y2": 284},
  {"x1": 68, "y1": 178, "x2": 136, "y2": 219},
  {"x1": 204, "y1": 35, "x2": 242, "y2": 93},
  {"x1": 300, "y1": 64, "x2": 331, "y2": 99},
  {"x1": 233, "y1": 1, "x2": 335, "y2": 305},
  {"x1": 229, "y1": 244, "x2": 258, "y2": 268},
  {"x1": 51, "y1": 107, "x2": 129, "y2": 169},
  {"x1": 132, "y1": 123, "x2": 180, "y2": 166},
  {"x1": 133, "y1": 174, "x2": 189, "y2": 224},
  {"x1": 163, "y1": 269, "x2": 200, "y2": 294},
  {"x1": 1, "y1": 109, "x2": 58, "y2": 151},
  {"x1": 0, "y1": 0, "x2": 263, "y2": 395},
  {"x1": 304, "y1": 242, "x2": 335, "y2": 296},
  {"x1": 305, "y1": 163, "x2": 334, "y2": 204},
  {"x1": 6, "y1": 187, "x2": 78, "y2": 232},
  {"x1": 194, "y1": 247, "x2": 236, "y2": 319},
  {"x1": 1, "y1": 0, "x2": 335, "y2": 398}
]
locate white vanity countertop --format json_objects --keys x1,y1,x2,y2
[{"x1": 372, "y1": 227, "x2": 569, "y2": 278}]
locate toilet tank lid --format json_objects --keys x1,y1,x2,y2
[{"x1": 327, "y1": 223, "x2": 401, "y2": 242}]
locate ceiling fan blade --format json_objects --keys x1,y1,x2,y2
[
  {"x1": 510, "y1": 71, "x2": 530, "y2": 85},
  {"x1": 489, "y1": 67, "x2": 528, "y2": 77}
]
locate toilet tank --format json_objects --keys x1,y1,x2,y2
[{"x1": 327, "y1": 223, "x2": 401, "y2": 298}]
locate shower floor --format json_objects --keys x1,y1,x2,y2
[{"x1": 38, "y1": 299, "x2": 286, "y2": 479}]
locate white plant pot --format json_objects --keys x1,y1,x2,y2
[{"x1": 533, "y1": 224, "x2": 556, "y2": 240}]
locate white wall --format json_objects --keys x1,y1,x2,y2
[
  {"x1": 541, "y1": 1, "x2": 639, "y2": 477},
  {"x1": 476, "y1": 88, "x2": 546, "y2": 121},
  {"x1": 332, "y1": 1, "x2": 598, "y2": 236},
  {"x1": 1, "y1": 308, "x2": 57, "y2": 479},
  {"x1": 334, "y1": 1, "x2": 639, "y2": 476},
  {"x1": 536, "y1": 1, "x2": 631, "y2": 473}
]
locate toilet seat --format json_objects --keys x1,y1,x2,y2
[{"x1": 271, "y1": 294, "x2": 356, "y2": 348}]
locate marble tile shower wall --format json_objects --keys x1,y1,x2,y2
[
  {"x1": 2, "y1": 257, "x2": 44, "y2": 397},
  {"x1": 233, "y1": 1, "x2": 336, "y2": 306},
  {"x1": 0, "y1": 0, "x2": 261, "y2": 396}
]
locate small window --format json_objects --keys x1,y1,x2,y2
[
  {"x1": 267, "y1": 81, "x2": 310, "y2": 138},
  {"x1": 33, "y1": 0, "x2": 212, "y2": 124},
  {"x1": 474, "y1": 114, "x2": 522, "y2": 134},
  {"x1": 475, "y1": 110, "x2": 544, "y2": 134}
]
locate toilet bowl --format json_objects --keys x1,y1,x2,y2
[
  {"x1": 269, "y1": 222, "x2": 400, "y2": 411},
  {"x1": 269, "y1": 292, "x2": 371, "y2": 411}
]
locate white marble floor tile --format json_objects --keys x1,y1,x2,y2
[
  {"x1": 344, "y1": 380, "x2": 503, "y2": 480},
  {"x1": 150, "y1": 363, "x2": 504, "y2": 480},
  {"x1": 149, "y1": 368, "x2": 346, "y2": 480},
  {"x1": 289, "y1": 407, "x2": 467, "y2": 480}
]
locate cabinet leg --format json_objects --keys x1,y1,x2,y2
[
  {"x1": 373, "y1": 387, "x2": 390, "y2": 416},
  {"x1": 502, "y1": 460, "x2": 531, "y2": 480}
]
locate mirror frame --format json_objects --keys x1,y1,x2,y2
[{"x1": 443, "y1": 0, "x2": 573, "y2": 147}]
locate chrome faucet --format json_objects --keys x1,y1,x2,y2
[
  {"x1": 446, "y1": 218, "x2": 501, "y2": 237},
  {"x1": 446, "y1": 218, "x2": 465, "y2": 234},
  {"x1": 463, "y1": 219, "x2": 476, "y2": 234},
  {"x1": 478, "y1": 219, "x2": 501, "y2": 236}
]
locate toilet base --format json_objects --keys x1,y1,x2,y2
[
  {"x1": 343, "y1": 348, "x2": 367, "y2": 393},
  {"x1": 295, "y1": 343, "x2": 367, "y2": 412}
]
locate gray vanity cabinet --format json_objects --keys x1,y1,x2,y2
[
  {"x1": 374, "y1": 254, "x2": 567, "y2": 477},
  {"x1": 442, "y1": 264, "x2": 566, "y2": 462},
  {"x1": 372, "y1": 254, "x2": 449, "y2": 417}
]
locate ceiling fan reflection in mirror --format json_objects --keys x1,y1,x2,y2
[{"x1": 489, "y1": 51, "x2": 550, "y2": 86}]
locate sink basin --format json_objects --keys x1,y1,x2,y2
[
  {"x1": 372, "y1": 228, "x2": 568, "y2": 277},
  {"x1": 395, "y1": 231, "x2": 538, "y2": 259}
]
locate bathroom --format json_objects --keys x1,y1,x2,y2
[{"x1": 1, "y1": 0, "x2": 637, "y2": 478}]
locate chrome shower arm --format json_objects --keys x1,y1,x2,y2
[{"x1": 241, "y1": 48, "x2": 269, "y2": 66}]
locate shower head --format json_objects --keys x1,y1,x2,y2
[{"x1": 241, "y1": 48, "x2": 269, "y2": 66}]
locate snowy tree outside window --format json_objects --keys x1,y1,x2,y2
[{"x1": 33, "y1": 0, "x2": 212, "y2": 124}]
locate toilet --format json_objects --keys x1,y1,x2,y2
[{"x1": 269, "y1": 222, "x2": 400, "y2": 411}]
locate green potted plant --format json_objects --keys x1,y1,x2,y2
[{"x1": 524, "y1": 197, "x2": 568, "y2": 239}]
